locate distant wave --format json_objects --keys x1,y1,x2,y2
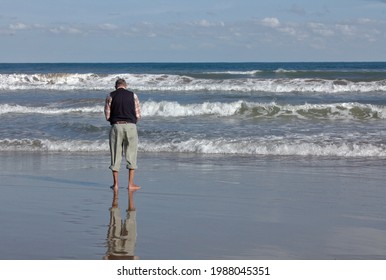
[
  {"x1": 1, "y1": 137, "x2": 385, "y2": 157},
  {"x1": 205, "y1": 68, "x2": 386, "y2": 74},
  {"x1": 1, "y1": 73, "x2": 386, "y2": 93},
  {"x1": 274, "y1": 68, "x2": 298, "y2": 73},
  {"x1": 0, "y1": 104, "x2": 102, "y2": 115},
  {"x1": 204, "y1": 70, "x2": 262, "y2": 75},
  {"x1": 204, "y1": 68, "x2": 386, "y2": 76},
  {"x1": 2, "y1": 101, "x2": 385, "y2": 120}
]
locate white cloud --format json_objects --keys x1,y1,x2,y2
[
  {"x1": 278, "y1": 25, "x2": 299, "y2": 37},
  {"x1": 99, "y1": 23, "x2": 118, "y2": 30},
  {"x1": 335, "y1": 24, "x2": 356, "y2": 36},
  {"x1": 9, "y1": 23, "x2": 29, "y2": 30},
  {"x1": 147, "y1": 32, "x2": 157, "y2": 38},
  {"x1": 191, "y1": 19, "x2": 225, "y2": 27},
  {"x1": 358, "y1": 18, "x2": 373, "y2": 24},
  {"x1": 260, "y1": 17, "x2": 280, "y2": 28},
  {"x1": 308, "y1": 22, "x2": 335, "y2": 37},
  {"x1": 49, "y1": 26, "x2": 82, "y2": 34}
]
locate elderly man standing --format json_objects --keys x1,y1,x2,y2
[{"x1": 104, "y1": 78, "x2": 141, "y2": 191}]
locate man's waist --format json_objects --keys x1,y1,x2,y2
[{"x1": 111, "y1": 120, "x2": 136, "y2": 125}]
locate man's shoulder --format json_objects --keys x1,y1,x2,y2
[
  {"x1": 115, "y1": 88, "x2": 134, "y2": 94},
  {"x1": 106, "y1": 91, "x2": 114, "y2": 101},
  {"x1": 109, "y1": 88, "x2": 135, "y2": 99}
]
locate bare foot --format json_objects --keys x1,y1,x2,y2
[{"x1": 128, "y1": 184, "x2": 141, "y2": 191}]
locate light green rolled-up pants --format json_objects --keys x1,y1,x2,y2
[{"x1": 109, "y1": 123, "x2": 138, "y2": 171}]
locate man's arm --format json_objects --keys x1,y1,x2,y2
[
  {"x1": 134, "y1": 93, "x2": 141, "y2": 121},
  {"x1": 104, "y1": 94, "x2": 112, "y2": 121}
]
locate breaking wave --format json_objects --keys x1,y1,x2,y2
[
  {"x1": 0, "y1": 139, "x2": 109, "y2": 152},
  {"x1": 1, "y1": 137, "x2": 385, "y2": 157},
  {"x1": 0, "y1": 104, "x2": 102, "y2": 115},
  {"x1": 2, "y1": 101, "x2": 385, "y2": 120},
  {"x1": 142, "y1": 100, "x2": 385, "y2": 119},
  {"x1": 1, "y1": 73, "x2": 386, "y2": 93}
]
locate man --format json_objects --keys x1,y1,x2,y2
[{"x1": 104, "y1": 78, "x2": 141, "y2": 191}]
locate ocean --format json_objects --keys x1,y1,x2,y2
[{"x1": 1, "y1": 62, "x2": 386, "y2": 158}]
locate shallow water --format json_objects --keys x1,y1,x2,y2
[{"x1": 1, "y1": 152, "x2": 385, "y2": 260}]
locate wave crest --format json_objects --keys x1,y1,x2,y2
[
  {"x1": 0, "y1": 138, "x2": 108, "y2": 152},
  {"x1": 2, "y1": 137, "x2": 385, "y2": 157},
  {"x1": 2, "y1": 101, "x2": 384, "y2": 120},
  {"x1": 0, "y1": 104, "x2": 102, "y2": 115},
  {"x1": 140, "y1": 138, "x2": 386, "y2": 157},
  {"x1": 1, "y1": 73, "x2": 386, "y2": 93}
]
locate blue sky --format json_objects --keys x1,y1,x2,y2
[{"x1": 1, "y1": 0, "x2": 386, "y2": 62}]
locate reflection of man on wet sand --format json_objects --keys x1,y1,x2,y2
[{"x1": 105, "y1": 189, "x2": 139, "y2": 260}]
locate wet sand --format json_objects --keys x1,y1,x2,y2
[{"x1": 1, "y1": 151, "x2": 386, "y2": 259}]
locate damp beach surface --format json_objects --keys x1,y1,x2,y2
[{"x1": 1, "y1": 151, "x2": 386, "y2": 260}]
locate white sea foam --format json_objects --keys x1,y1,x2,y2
[
  {"x1": 1, "y1": 136, "x2": 385, "y2": 158},
  {"x1": 204, "y1": 70, "x2": 262, "y2": 75},
  {"x1": 139, "y1": 137, "x2": 386, "y2": 157},
  {"x1": 141, "y1": 100, "x2": 243, "y2": 117},
  {"x1": 1, "y1": 73, "x2": 386, "y2": 93},
  {"x1": 2, "y1": 101, "x2": 384, "y2": 120},
  {"x1": 274, "y1": 68, "x2": 297, "y2": 73},
  {"x1": 0, "y1": 104, "x2": 103, "y2": 115},
  {"x1": 0, "y1": 138, "x2": 109, "y2": 152}
]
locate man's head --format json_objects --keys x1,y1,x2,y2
[{"x1": 115, "y1": 78, "x2": 127, "y2": 89}]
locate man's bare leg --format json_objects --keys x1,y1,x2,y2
[
  {"x1": 128, "y1": 169, "x2": 141, "y2": 190},
  {"x1": 112, "y1": 171, "x2": 119, "y2": 190}
]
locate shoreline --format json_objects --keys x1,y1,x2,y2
[{"x1": 1, "y1": 151, "x2": 386, "y2": 259}]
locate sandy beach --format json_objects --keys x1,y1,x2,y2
[{"x1": 1, "y1": 151, "x2": 385, "y2": 260}]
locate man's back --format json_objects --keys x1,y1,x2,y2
[{"x1": 109, "y1": 88, "x2": 137, "y2": 125}]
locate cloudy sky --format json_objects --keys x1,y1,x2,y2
[{"x1": 1, "y1": 0, "x2": 386, "y2": 62}]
